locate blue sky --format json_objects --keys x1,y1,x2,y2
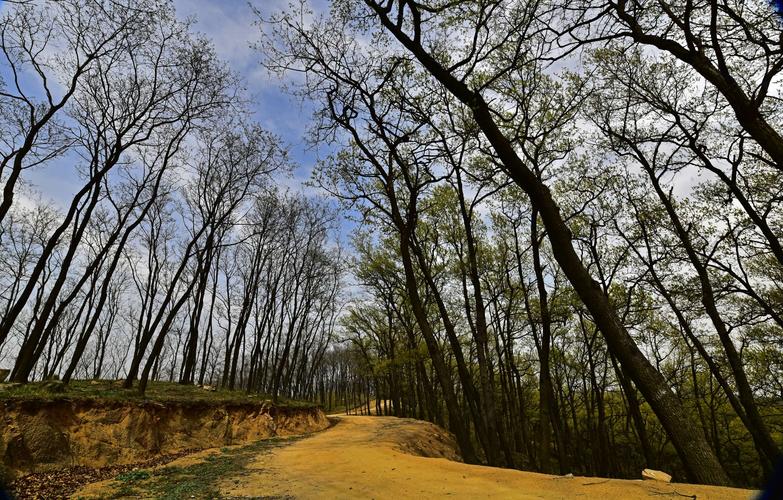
[
  {"x1": 174, "y1": 0, "x2": 357, "y2": 252},
  {"x1": 0, "y1": 0, "x2": 353, "y2": 238},
  {"x1": 172, "y1": 0, "x2": 326, "y2": 192}
]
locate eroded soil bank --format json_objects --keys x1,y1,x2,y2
[{"x1": 0, "y1": 397, "x2": 328, "y2": 478}]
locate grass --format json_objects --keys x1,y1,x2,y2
[
  {"x1": 105, "y1": 435, "x2": 301, "y2": 499},
  {"x1": 0, "y1": 379, "x2": 317, "y2": 408}
]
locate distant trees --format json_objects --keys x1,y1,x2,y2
[
  {"x1": 0, "y1": 0, "x2": 342, "y2": 400},
  {"x1": 259, "y1": 0, "x2": 783, "y2": 488}
]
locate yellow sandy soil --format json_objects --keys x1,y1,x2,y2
[{"x1": 219, "y1": 415, "x2": 755, "y2": 499}]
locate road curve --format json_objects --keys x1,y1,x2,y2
[{"x1": 218, "y1": 415, "x2": 753, "y2": 499}]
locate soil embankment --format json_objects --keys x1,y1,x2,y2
[{"x1": 0, "y1": 397, "x2": 328, "y2": 478}]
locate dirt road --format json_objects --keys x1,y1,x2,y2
[
  {"x1": 218, "y1": 415, "x2": 753, "y2": 499},
  {"x1": 74, "y1": 414, "x2": 755, "y2": 499}
]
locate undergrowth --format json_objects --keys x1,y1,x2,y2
[{"x1": 105, "y1": 436, "x2": 301, "y2": 499}]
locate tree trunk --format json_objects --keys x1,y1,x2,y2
[{"x1": 365, "y1": 4, "x2": 729, "y2": 483}]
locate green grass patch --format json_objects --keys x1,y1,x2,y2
[
  {"x1": 105, "y1": 436, "x2": 301, "y2": 499},
  {"x1": 0, "y1": 379, "x2": 316, "y2": 409},
  {"x1": 115, "y1": 470, "x2": 151, "y2": 482}
]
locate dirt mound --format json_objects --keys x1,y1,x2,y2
[
  {"x1": 0, "y1": 398, "x2": 328, "y2": 477},
  {"x1": 377, "y1": 417, "x2": 462, "y2": 462}
]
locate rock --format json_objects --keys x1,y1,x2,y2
[
  {"x1": 200, "y1": 385, "x2": 217, "y2": 392},
  {"x1": 0, "y1": 369, "x2": 9, "y2": 383},
  {"x1": 642, "y1": 468, "x2": 672, "y2": 483},
  {"x1": 564, "y1": 473, "x2": 574, "y2": 478}
]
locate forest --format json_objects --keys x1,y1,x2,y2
[{"x1": 1, "y1": 0, "x2": 782, "y2": 491}]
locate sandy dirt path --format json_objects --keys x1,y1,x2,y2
[{"x1": 220, "y1": 415, "x2": 755, "y2": 499}]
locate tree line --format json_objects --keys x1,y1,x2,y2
[
  {"x1": 261, "y1": 0, "x2": 783, "y2": 488},
  {"x1": 0, "y1": 0, "x2": 343, "y2": 401}
]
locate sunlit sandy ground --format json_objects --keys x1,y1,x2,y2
[
  {"x1": 76, "y1": 414, "x2": 756, "y2": 499},
  {"x1": 222, "y1": 415, "x2": 754, "y2": 499}
]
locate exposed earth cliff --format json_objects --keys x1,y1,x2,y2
[{"x1": 1, "y1": 395, "x2": 328, "y2": 477}]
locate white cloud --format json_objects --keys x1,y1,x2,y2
[
  {"x1": 172, "y1": 0, "x2": 294, "y2": 85},
  {"x1": 173, "y1": 0, "x2": 258, "y2": 71}
]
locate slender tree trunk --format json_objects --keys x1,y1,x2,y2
[
  {"x1": 365, "y1": 6, "x2": 729, "y2": 482},
  {"x1": 635, "y1": 151, "x2": 780, "y2": 471}
]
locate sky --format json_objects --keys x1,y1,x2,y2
[
  {"x1": 0, "y1": 0, "x2": 326, "y2": 188},
  {"x1": 172, "y1": 0, "x2": 327, "y2": 193},
  {"x1": 0, "y1": 0, "x2": 353, "y2": 239},
  {"x1": 171, "y1": 0, "x2": 359, "y2": 246},
  {"x1": 1, "y1": 0, "x2": 707, "y2": 227}
]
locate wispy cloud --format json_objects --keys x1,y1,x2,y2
[{"x1": 173, "y1": 0, "x2": 332, "y2": 170}]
